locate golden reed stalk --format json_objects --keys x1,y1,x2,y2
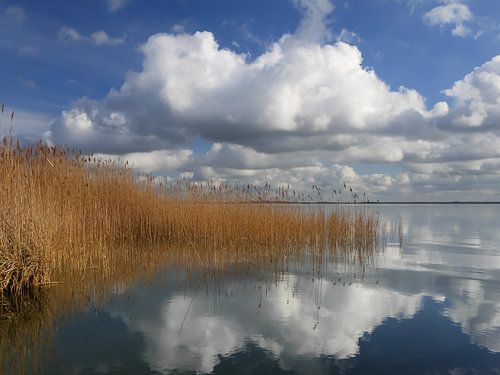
[{"x1": 0, "y1": 130, "x2": 379, "y2": 298}]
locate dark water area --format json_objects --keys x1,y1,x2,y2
[{"x1": 9, "y1": 205, "x2": 500, "y2": 374}]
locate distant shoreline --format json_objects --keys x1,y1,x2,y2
[
  {"x1": 359, "y1": 201, "x2": 500, "y2": 205},
  {"x1": 243, "y1": 201, "x2": 500, "y2": 205}
]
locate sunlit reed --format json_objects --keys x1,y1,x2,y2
[{"x1": 0, "y1": 131, "x2": 380, "y2": 300}]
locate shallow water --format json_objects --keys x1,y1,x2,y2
[{"x1": 9, "y1": 205, "x2": 500, "y2": 374}]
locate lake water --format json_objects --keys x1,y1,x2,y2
[{"x1": 10, "y1": 205, "x2": 500, "y2": 374}]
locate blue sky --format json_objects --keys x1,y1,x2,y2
[{"x1": 1, "y1": 0, "x2": 500, "y2": 200}]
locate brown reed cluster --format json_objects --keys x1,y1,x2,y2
[{"x1": 0, "y1": 126, "x2": 380, "y2": 299}]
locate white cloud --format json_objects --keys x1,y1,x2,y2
[
  {"x1": 51, "y1": 31, "x2": 437, "y2": 153},
  {"x1": 105, "y1": 0, "x2": 131, "y2": 12},
  {"x1": 58, "y1": 27, "x2": 125, "y2": 46},
  {"x1": 443, "y1": 56, "x2": 500, "y2": 128},
  {"x1": 51, "y1": 0, "x2": 436, "y2": 155},
  {"x1": 96, "y1": 149, "x2": 193, "y2": 173},
  {"x1": 423, "y1": 1, "x2": 474, "y2": 37},
  {"x1": 45, "y1": 0, "x2": 500, "y2": 200}
]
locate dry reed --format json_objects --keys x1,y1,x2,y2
[{"x1": 0, "y1": 129, "x2": 379, "y2": 299}]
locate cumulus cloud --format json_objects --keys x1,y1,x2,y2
[
  {"x1": 443, "y1": 56, "x2": 500, "y2": 128},
  {"x1": 58, "y1": 27, "x2": 124, "y2": 45},
  {"x1": 423, "y1": 1, "x2": 474, "y2": 37},
  {"x1": 51, "y1": 30, "x2": 439, "y2": 153},
  {"x1": 46, "y1": 0, "x2": 500, "y2": 200}
]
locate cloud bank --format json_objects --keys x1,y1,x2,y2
[{"x1": 46, "y1": 0, "x2": 500, "y2": 200}]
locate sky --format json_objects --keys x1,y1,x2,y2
[{"x1": 1, "y1": 0, "x2": 499, "y2": 201}]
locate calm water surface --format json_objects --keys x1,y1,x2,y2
[{"x1": 33, "y1": 205, "x2": 500, "y2": 373}]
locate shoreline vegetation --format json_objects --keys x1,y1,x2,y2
[
  {"x1": 0, "y1": 130, "x2": 381, "y2": 300},
  {"x1": 0, "y1": 111, "x2": 388, "y2": 374}
]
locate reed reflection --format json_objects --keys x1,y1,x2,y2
[{"x1": 1, "y1": 222, "x2": 382, "y2": 374}]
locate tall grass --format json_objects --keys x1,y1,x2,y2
[{"x1": 0, "y1": 130, "x2": 380, "y2": 299}]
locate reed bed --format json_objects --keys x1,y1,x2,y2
[{"x1": 0, "y1": 130, "x2": 380, "y2": 300}]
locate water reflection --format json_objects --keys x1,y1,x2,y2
[
  {"x1": 5, "y1": 205, "x2": 500, "y2": 374},
  {"x1": 380, "y1": 205, "x2": 500, "y2": 356},
  {"x1": 103, "y1": 274, "x2": 423, "y2": 373}
]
